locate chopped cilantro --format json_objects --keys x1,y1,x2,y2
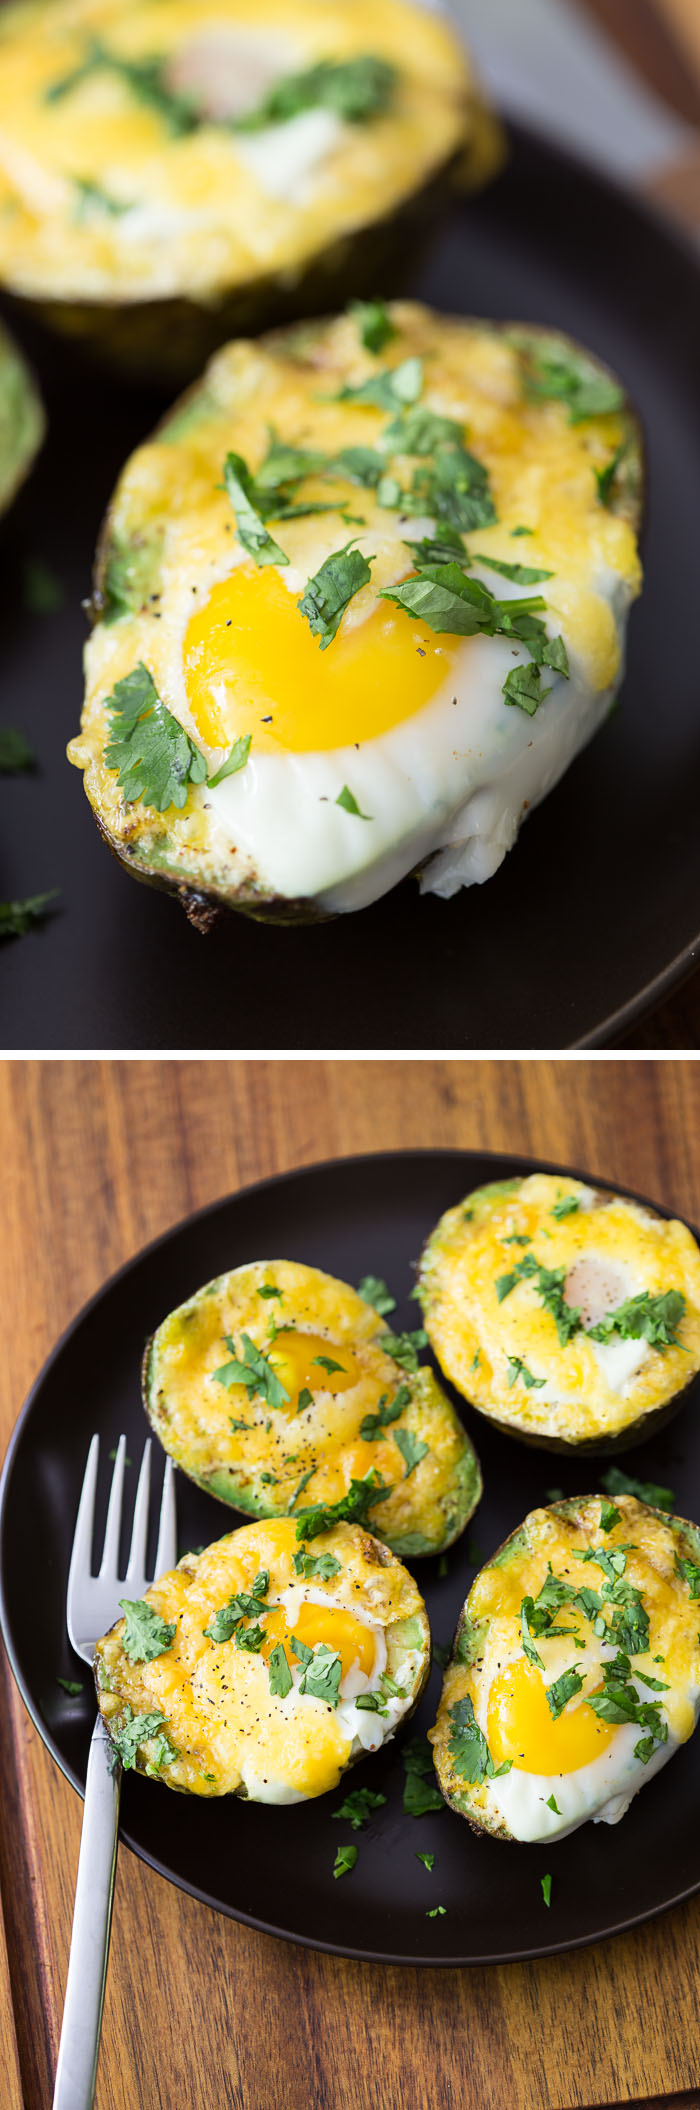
[
  {"x1": 298, "y1": 543, "x2": 372, "y2": 649},
  {"x1": 600, "y1": 1500, "x2": 622, "y2": 1533},
  {"x1": 551, "y1": 1194, "x2": 580, "y2": 1219},
  {"x1": 517, "y1": 339, "x2": 624, "y2": 424},
  {"x1": 223, "y1": 451, "x2": 289, "y2": 567},
  {"x1": 394, "y1": 1428, "x2": 429, "y2": 1477},
  {"x1": 601, "y1": 1467, "x2": 675, "y2": 1513},
  {"x1": 675, "y1": 1555, "x2": 700, "y2": 1600},
  {"x1": 212, "y1": 1331, "x2": 290, "y2": 1410},
  {"x1": 297, "y1": 1388, "x2": 313, "y2": 1413},
  {"x1": 588, "y1": 1290, "x2": 685, "y2": 1350},
  {"x1": 470, "y1": 552, "x2": 553, "y2": 584},
  {"x1": 56, "y1": 1677, "x2": 83, "y2": 1697},
  {"x1": 350, "y1": 300, "x2": 396, "y2": 353},
  {"x1": 541, "y1": 1873, "x2": 552, "y2": 1907},
  {"x1": 235, "y1": 55, "x2": 396, "y2": 131},
  {"x1": 361, "y1": 1382, "x2": 411, "y2": 1440},
  {"x1": 119, "y1": 1598, "x2": 176, "y2": 1663},
  {"x1": 292, "y1": 1639, "x2": 342, "y2": 1705},
  {"x1": 546, "y1": 1795, "x2": 561, "y2": 1815},
  {"x1": 0, "y1": 892, "x2": 58, "y2": 939},
  {"x1": 416, "y1": 1852, "x2": 435, "y2": 1871},
  {"x1": 595, "y1": 442, "x2": 626, "y2": 506},
  {"x1": 333, "y1": 1842, "x2": 358, "y2": 1879},
  {"x1": 336, "y1": 785, "x2": 373, "y2": 820},
  {"x1": 426, "y1": 1906, "x2": 447, "y2": 1918},
  {"x1": 506, "y1": 1355, "x2": 545, "y2": 1390},
  {"x1": 268, "y1": 1643, "x2": 292, "y2": 1698},
  {"x1": 333, "y1": 1787, "x2": 387, "y2": 1829},
  {"x1": 520, "y1": 1596, "x2": 545, "y2": 1671},
  {"x1": 108, "y1": 1705, "x2": 174, "y2": 1772},
  {"x1": 0, "y1": 727, "x2": 34, "y2": 773},
  {"x1": 511, "y1": 525, "x2": 533, "y2": 536},
  {"x1": 72, "y1": 175, "x2": 131, "y2": 219},
  {"x1": 448, "y1": 1696, "x2": 512, "y2": 1783},
  {"x1": 585, "y1": 1655, "x2": 667, "y2": 1759},
  {"x1": 335, "y1": 356, "x2": 423, "y2": 412},
  {"x1": 204, "y1": 1575, "x2": 269, "y2": 1643},
  {"x1": 295, "y1": 1471, "x2": 391, "y2": 1541},
  {"x1": 312, "y1": 1355, "x2": 346, "y2": 1376},
  {"x1": 104, "y1": 662, "x2": 208, "y2": 812},
  {"x1": 402, "y1": 1736, "x2": 444, "y2": 1815},
  {"x1": 292, "y1": 1551, "x2": 342, "y2": 1580},
  {"x1": 380, "y1": 1329, "x2": 427, "y2": 1372},
  {"x1": 257, "y1": 1284, "x2": 283, "y2": 1300},
  {"x1": 207, "y1": 734, "x2": 252, "y2": 787},
  {"x1": 229, "y1": 1417, "x2": 252, "y2": 1432},
  {"x1": 502, "y1": 663, "x2": 551, "y2": 716},
  {"x1": 234, "y1": 1622, "x2": 266, "y2": 1653},
  {"x1": 46, "y1": 38, "x2": 198, "y2": 133},
  {"x1": 545, "y1": 1667, "x2": 584, "y2": 1719},
  {"x1": 354, "y1": 1692, "x2": 388, "y2": 1715},
  {"x1": 286, "y1": 1466, "x2": 316, "y2": 1510},
  {"x1": 357, "y1": 1274, "x2": 396, "y2": 1316}
]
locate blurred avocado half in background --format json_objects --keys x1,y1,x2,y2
[
  {"x1": 0, "y1": 0, "x2": 505, "y2": 383},
  {"x1": 0, "y1": 318, "x2": 44, "y2": 515}
]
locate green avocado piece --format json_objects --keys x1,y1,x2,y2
[{"x1": 0, "y1": 321, "x2": 44, "y2": 518}]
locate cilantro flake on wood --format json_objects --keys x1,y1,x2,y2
[
  {"x1": 119, "y1": 1598, "x2": 176, "y2": 1663},
  {"x1": 298, "y1": 543, "x2": 373, "y2": 649}
]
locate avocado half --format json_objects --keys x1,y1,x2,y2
[
  {"x1": 430, "y1": 1493, "x2": 700, "y2": 1840},
  {"x1": 417, "y1": 1173, "x2": 700, "y2": 1455},
  {"x1": 95, "y1": 1516, "x2": 431, "y2": 1798},
  {"x1": 0, "y1": 0, "x2": 502, "y2": 383},
  {"x1": 68, "y1": 304, "x2": 643, "y2": 928},
  {"x1": 142, "y1": 1258, "x2": 482, "y2": 1559},
  {"x1": 0, "y1": 318, "x2": 44, "y2": 516}
]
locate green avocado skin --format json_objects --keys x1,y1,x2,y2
[
  {"x1": 435, "y1": 1496, "x2": 700, "y2": 1840},
  {"x1": 0, "y1": 321, "x2": 44, "y2": 516},
  {"x1": 142, "y1": 1331, "x2": 482, "y2": 1558}
]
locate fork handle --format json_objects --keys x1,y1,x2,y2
[{"x1": 52, "y1": 1715, "x2": 121, "y2": 2110}]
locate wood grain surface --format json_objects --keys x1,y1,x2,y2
[{"x1": 1, "y1": 1057, "x2": 700, "y2": 2110}]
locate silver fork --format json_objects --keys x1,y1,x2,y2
[{"x1": 53, "y1": 1434, "x2": 176, "y2": 2110}]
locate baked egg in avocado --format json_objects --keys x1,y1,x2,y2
[
  {"x1": 0, "y1": 0, "x2": 501, "y2": 380},
  {"x1": 417, "y1": 1174, "x2": 700, "y2": 1453},
  {"x1": 430, "y1": 1494, "x2": 700, "y2": 1842},
  {"x1": 0, "y1": 318, "x2": 44, "y2": 516},
  {"x1": 143, "y1": 1258, "x2": 481, "y2": 1558},
  {"x1": 95, "y1": 1516, "x2": 430, "y2": 1800},
  {"x1": 68, "y1": 302, "x2": 643, "y2": 924}
]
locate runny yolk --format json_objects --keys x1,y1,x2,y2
[
  {"x1": 183, "y1": 564, "x2": 459, "y2": 754},
  {"x1": 267, "y1": 1330, "x2": 361, "y2": 1414},
  {"x1": 486, "y1": 1658, "x2": 615, "y2": 1774},
  {"x1": 261, "y1": 1603, "x2": 378, "y2": 1682}
]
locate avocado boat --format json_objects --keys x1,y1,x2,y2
[
  {"x1": 430, "y1": 1493, "x2": 700, "y2": 1841},
  {"x1": 417, "y1": 1173, "x2": 700, "y2": 1454},
  {"x1": 0, "y1": 318, "x2": 44, "y2": 516},
  {"x1": 0, "y1": 0, "x2": 502, "y2": 383},
  {"x1": 68, "y1": 302, "x2": 643, "y2": 928},
  {"x1": 95, "y1": 1515, "x2": 431, "y2": 1800},
  {"x1": 143, "y1": 1258, "x2": 481, "y2": 1559}
]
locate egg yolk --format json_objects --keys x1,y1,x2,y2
[
  {"x1": 261, "y1": 1602, "x2": 378, "y2": 1682},
  {"x1": 266, "y1": 1330, "x2": 361, "y2": 1414},
  {"x1": 183, "y1": 564, "x2": 459, "y2": 753},
  {"x1": 486, "y1": 1658, "x2": 615, "y2": 1773}
]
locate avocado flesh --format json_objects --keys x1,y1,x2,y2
[
  {"x1": 69, "y1": 309, "x2": 643, "y2": 927},
  {"x1": 142, "y1": 1258, "x2": 482, "y2": 1558},
  {"x1": 0, "y1": 0, "x2": 502, "y2": 383},
  {"x1": 0, "y1": 320, "x2": 44, "y2": 516},
  {"x1": 431, "y1": 1494, "x2": 700, "y2": 1840},
  {"x1": 94, "y1": 1518, "x2": 431, "y2": 1797},
  {"x1": 418, "y1": 1173, "x2": 700, "y2": 1454}
]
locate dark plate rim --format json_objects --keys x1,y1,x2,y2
[{"x1": 2, "y1": 1142, "x2": 699, "y2": 1966}]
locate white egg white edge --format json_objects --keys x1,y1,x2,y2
[
  {"x1": 174, "y1": 552, "x2": 634, "y2": 913},
  {"x1": 235, "y1": 1583, "x2": 426, "y2": 1806}
]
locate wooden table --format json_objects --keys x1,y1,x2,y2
[{"x1": 2, "y1": 1057, "x2": 700, "y2": 2110}]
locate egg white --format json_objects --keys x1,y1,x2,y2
[{"x1": 236, "y1": 1585, "x2": 420, "y2": 1804}]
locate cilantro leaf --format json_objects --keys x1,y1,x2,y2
[
  {"x1": 448, "y1": 1696, "x2": 512, "y2": 1783},
  {"x1": 541, "y1": 1874, "x2": 552, "y2": 1907},
  {"x1": 235, "y1": 55, "x2": 396, "y2": 131},
  {"x1": 297, "y1": 1389, "x2": 313, "y2": 1414},
  {"x1": 264, "y1": 1643, "x2": 291, "y2": 1698},
  {"x1": 546, "y1": 1795, "x2": 561, "y2": 1815},
  {"x1": 675, "y1": 1555, "x2": 700, "y2": 1600},
  {"x1": 104, "y1": 662, "x2": 208, "y2": 812},
  {"x1": 350, "y1": 300, "x2": 396, "y2": 354},
  {"x1": 416, "y1": 1851, "x2": 435, "y2": 1871},
  {"x1": 551, "y1": 1195, "x2": 580, "y2": 1219},
  {"x1": 119, "y1": 1598, "x2": 176, "y2": 1663},
  {"x1": 257, "y1": 1284, "x2": 283, "y2": 1300},
  {"x1": 588, "y1": 1289, "x2": 685, "y2": 1351},
  {"x1": 108, "y1": 1705, "x2": 173, "y2": 1772},
  {"x1": 361, "y1": 1382, "x2": 411, "y2": 1440},
  {"x1": 388, "y1": 406, "x2": 464, "y2": 456},
  {"x1": 207, "y1": 733, "x2": 252, "y2": 787},
  {"x1": 380, "y1": 1329, "x2": 427, "y2": 1372},
  {"x1": 520, "y1": 1597, "x2": 545, "y2": 1670},
  {"x1": 585, "y1": 1659, "x2": 667, "y2": 1758},
  {"x1": 0, "y1": 727, "x2": 34, "y2": 773},
  {"x1": 336, "y1": 784, "x2": 372, "y2": 819},
  {"x1": 313, "y1": 1354, "x2": 346, "y2": 1376},
  {"x1": 212, "y1": 1331, "x2": 289, "y2": 1410},
  {"x1": 0, "y1": 891, "x2": 58, "y2": 939},
  {"x1": 601, "y1": 1467, "x2": 675, "y2": 1513},
  {"x1": 331, "y1": 445, "x2": 386, "y2": 488},
  {"x1": 234, "y1": 1621, "x2": 266, "y2": 1653},
  {"x1": 426, "y1": 1905, "x2": 447, "y2": 1918},
  {"x1": 600, "y1": 1500, "x2": 622, "y2": 1533},
  {"x1": 335, "y1": 357, "x2": 423, "y2": 412},
  {"x1": 507, "y1": 1355, "x2": 546, "y2": 1390},
  {"x1": 298, "y1": 543, "x2": 372, "y2": 649},
  {"x1": 518, "y1": 340, "x2": 624, "y2": 424},
  {"x1": 355, "y1": 1692, "x2": 388, "y2": 1714},
  {"x1": 545, "y1": 1667, "x2": 584, "y2": 1720},
  {"x1": 409, "y1": 445, "x2": 496, "y2": 534},
  {"x1": 502, "y1": 662, "x2": 550, "y2": 716},
  {"x1": 333, "y1": 1842, "x2": 358, "y2": 1878},
  {"x1": 402, "y1": 1736, "x2": 444, "y2": 1815},
  {"x1": 357, "y1": 1274, "x2": 396, "y2": 1316},
  {"x1": 57, "y1": 1677, "x2": 83, "y2": 1697},
  {"x1": 595, "y1": 442, "x2": 627, "y2": 506},
  {"x1": 333, "y1": 1787, "x2": 387, "y2": 1829},
  {"x1": 293, "y1": 1640, "x2": 342, "y2": 1705},
  {"x1": 295, "y1": 1470, "x2": 391, "y2": 1541},
  {"x1": 292, "y1": 1550, "x2": 342, "y2": 1580},
  {"x1": 393, "y1": 1428, "x2": 429, "y2": 1477},
  {"x1": 223, "y1": 451, "x2": 289, "y2": 566},
  {"x1": 470, "y1": 553, "x2": 554, "y2": 584}
]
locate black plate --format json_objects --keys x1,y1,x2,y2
[
  {"x1": 2, "y1": 1147, "x2": 700, "y2": 1966},
  {"x1": 2, "y1": 126, "x2": 700, "y2": 1050}
]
